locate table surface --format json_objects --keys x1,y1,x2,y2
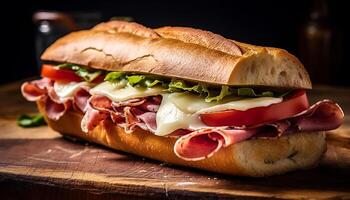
[{"x1": 1, "y1": 80, "x2": 350, "y2": 200}]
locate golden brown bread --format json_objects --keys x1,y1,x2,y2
[
  {"x1": 41, "y1": 20, "x2": 311, "y2": 89},
  {"x1": 37, "y1": 101, "x2": 326, "y2": 177}
]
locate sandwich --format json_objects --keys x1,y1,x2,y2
[{"x1": 21, "y1": 20, "x2": 344, "y2": 177}]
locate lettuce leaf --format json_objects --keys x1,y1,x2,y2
[
  {"x1": 168, "y1": 80, "x2": 233, "y2": 102},
  {"x1": 75, "y1": 68, "x2": 102, "y2": 82},
  {"x1": 205, "y1": 86, "x2": 233, "y2": 102},
  {"x1": 104, "y1": 71, "x2": 125, "y2": 82},
  {"x1": 17, "y1": 114, "x2": 46, "y2": 127},
  {"x1": 168, "y1": 80, "x2": 208, "y2": 94},
  {"x1": 278, "y1": 90, "x2": 292, "y2": 97},
  {"x1": 58, "y1": 63, "x2": 102, "y2": 82},
  {"x1": 105, "y1": 72, "x2": 166, "y2": 88},
  {"x1": 237, "y1": 88, "x2": 274, "y2": 97},
  {"x1": 144, "y1": 79, "x2": 163, "y2": 87},
  {"x1": 167, "y1": 79, "x2": 278, "y2": 102},
  {"x1": 104, "y1": 72, "x2": 282, "y2": 102},
  {"x1": 127, "y1": 75, "x2": 145, "y2": 86}
]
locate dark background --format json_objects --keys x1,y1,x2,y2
[{"x1": 2, "y1": 0, "x2": 349, "y2": 86}]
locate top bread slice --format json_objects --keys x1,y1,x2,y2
[{"x1": 41, "y1": 20, "x2": 311, "y2": 89}]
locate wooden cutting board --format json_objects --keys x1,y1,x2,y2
[{"x1": 1, "y1": 80, "x2": 350, "y2": 200}]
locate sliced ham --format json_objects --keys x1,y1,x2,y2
[
  {"x1": 90, "y1": 95, "x2": 113, "y2": 111},
  {"x1": 123, "y1": 107, "x2": 157, "y2": 133},
  {"x1": 252, "y1": 121, "x2": 291, "y2": 138},
  {"x1": 82, "y1": 95, "x2": 161, "y2": 133},
  {"x1": 48, "y1": 85, "x2": 91, "y2": 113},
  {"x1": 81, "y1": 104, "x2": 108, "y2": 133},
  {"x1": 289, "y1": 99, "x2": 344, "y2": 132},
  {"x1": 21, "y1": 78, "x2": 53, "y2": 101},
  {"x1": 21, "y1": 78, "x2": 91, "y2": 121},
  {"x1": 174, "y1": 100, "x2": 343, "y2": 161},
  {"x1": 112, "y1": 98, "x2": 146, "y2": 107},
  {"x1": 174, "y1": 128, "x2": 258, "y2": 161},
  {"x1": 123, "y1": 107, "x2": 148, "y2": 133},
  {"x1": 45, "y1": 97, "x2": 72, "y2": 120},
  {"x1": 137, "y1": 112, "x2": 157, "y2": 131},
  {"x1": 73, "y1": 88, "x2": 91, "y2": 112},
  {"x1": 137, "y1": 96, "x2": 161, "y2": 112},
  {"x1": 81, "y1": 95, "x2": 119, "y2": 132}
]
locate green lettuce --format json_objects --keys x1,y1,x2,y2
[
  {"x1": 104, "y1": 72, "x2": 282, "y2": 102},
  {"x1": 168, "y1": 80, "x2": 208, "y2": 94},
  {"x1": 168, "y1": 80, "x2": 278, "y2": 102},
  {"x1": 144, "y1": 79, "x2": 163, "y2": 87},
  {"x1": 58, "y1": 63, "x2": 102, "y2": 82},
  {"x1": 205, "y1": 86, "x2": 233, "y2": 102},
  {"x1": 236, "y1": 88, "x2": 274, "y2": 97},
  {"x1": 105, "y1": 72, "x2": 166, "y2": 88},
  {"x1": 168, "y1": 80, "x2": 234, "y2": 102},
  {"x1": 55, "y1": 64, "x2": 284, "y2": 102},
  {"x1": 104, "y1": 71, "x2": 125, "y2": 82},
  {"x1": 127, "y1": 75, "x2": 145, "y2": 86}
]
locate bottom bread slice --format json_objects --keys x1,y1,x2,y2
[{"x1": 37, "y1": 101, "x2": 326, "y2": 177}]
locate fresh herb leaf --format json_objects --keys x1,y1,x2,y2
[{"x1": 17, "y1": 114, "x2": 46, "y2": 127}]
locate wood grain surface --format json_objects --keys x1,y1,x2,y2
[{"x1": 1, "y1": 79, "x2": 350, "y2": 200}]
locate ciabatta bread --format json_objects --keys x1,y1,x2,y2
[{"x1": 41, "y1": 21, "x2": 311, "y2": 89}]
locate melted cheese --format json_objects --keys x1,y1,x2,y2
[
  {"x1": 155, "y1": 94, "x2": 207, "y2": 136},
  {"x1": 54, "y1": 81, "x2": 91, "y2": 99},
  {"x1": 155, "y1": 93, "x2": 282, "y2": 136},
  {"x1": 90, "y1": 81, "x2": 165, "y2": 102},
  {"x1": 197, "y1": 97, "x2": 282, "y2": 114}
]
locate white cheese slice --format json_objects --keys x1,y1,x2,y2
[
  {"x1": 54, "y1": 81, "x2": 91, "y2": 99},
  {"x1": 155, "y1": 93, "x2": 207, "y2": 136},
  {"x1": 196, "y1": 97, "x2": 282, "y2": 114},
  {"x1": 89, "y1": 81, "x2": 165, "y2": 102},
  {"x1": 155, "y1": 93, "x2": 282, "y2": 136}
]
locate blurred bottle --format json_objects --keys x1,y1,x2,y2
[
  {"x1": 33, "y1": 11, "x2": 102, "y2": 73},
  {"x1": 298, "y1": 0, "x2": 343, "y2": 85}
]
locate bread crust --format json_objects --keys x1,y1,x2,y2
[
  {"x1": 37, "y1": 101, "x2": 326, "y2": 177},
  {"x1": 41, "y1": 21, "x2": 311, "y2": 89}
]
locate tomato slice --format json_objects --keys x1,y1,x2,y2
[
  {"x1": 91, "y1": 74, "x2": 105, "y2": 83},
  {"x1": 200, "y1": 90, "x2": 309, "y2": 127},
  {"x1": 41, "y1": 64, "x2": 82, "y2": 82}
]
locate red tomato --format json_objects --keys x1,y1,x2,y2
[
  {"x1": 91, "y1": 74, "x2": 105, "y2": 83},
  {"x1": 41, "y1": 64, "x2": 82, "y2": 82},
  {"x1": 200, "y1": 90, "x2": 309, "y2": 127}
]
